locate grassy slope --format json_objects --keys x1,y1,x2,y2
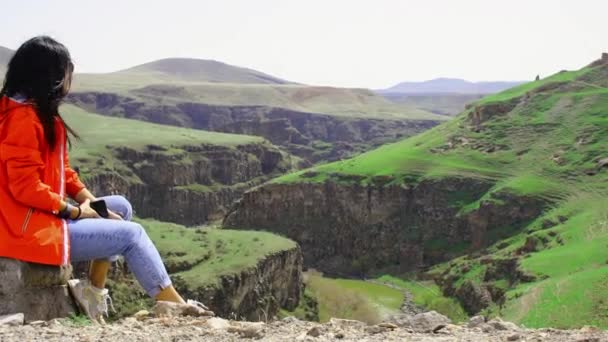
[
  {"x1": 303, "y1": 272, "x2": 403, "y2": 324},
  {"x1": 72, "y1": 72, "x2": 445, "y2": 121},
  {"x1": 295, "y1": 272, "x2": 467, "y2": 324},
  {"x1": 375, "y1": 275, "x2": 468, "y2": 322},
  {"x1": 274, "y1": 60, "x2": 608, "y2": 328},
  {"x1": 381, "y1": 93, "x2": 485, "y2": 116},
  {"x1": 62, "y1": 104, "x2": 263, "y2": 179},
  {"x1": 140, "y1": 219, "x2": 296, "y2": 288}
]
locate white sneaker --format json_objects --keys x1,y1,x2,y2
[{"x1": 67, "y1": 279, "x2": 115, "y2": 324}]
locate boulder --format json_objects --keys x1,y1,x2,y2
[
  {"x1": 467, "y1": 315, "x2": 486, "y2": 328},
  {"x1": 487, "y1": 318, "x2": 520, "y2": 331},
  {"x1": 0, "y1": 258, "x2": 77, "y2": 322},
  {"x1": 0, "y1": 313, "x2": 24, "y2": 326},
  {"x1": 205, "y1": 317, "x2": 231, "y2": 330},
  {"x1": 392, "y1": 311, "x2": 452, "y2": 333}
]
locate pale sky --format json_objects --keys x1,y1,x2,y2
[{"x1": 1, "y1": 0, "x2": 606, "y2": 88}]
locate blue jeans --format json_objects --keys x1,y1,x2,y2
[{"x1": 68, "y1": 195, "x2": 172, "y2": 297}]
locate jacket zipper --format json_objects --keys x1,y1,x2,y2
[{"x1": 21, "y1": 208, "x2": 33, "y2": 234}]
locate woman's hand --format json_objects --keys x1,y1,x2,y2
[
  {"x1": 107, "y1": 210, "x2": 123, "y2": 221},
  {"x1": 78, "y1": 199, "x2": 100, "y2": 219}
]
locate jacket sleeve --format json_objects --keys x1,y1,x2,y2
[
  {"x1": 0, "y1": 110, "x2": 63, "y2": 213},
  {"x1": 64, "y1": 149, "x2": 86, "y2": 199}
]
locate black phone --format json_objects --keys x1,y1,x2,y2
[{"x1": 90, "y1": 200, "x2": 109, "y2": 218}]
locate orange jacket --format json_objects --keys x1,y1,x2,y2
[{"x1": 0, "y1": 95, "x2": 85, "y2": 266}]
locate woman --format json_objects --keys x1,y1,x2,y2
[{"x1": 0, "y1": 36, "x2": 213, "y2": 323}]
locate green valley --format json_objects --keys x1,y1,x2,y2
[{"x1": 224, "y1": 54, "x2": 608, "y2": 328}]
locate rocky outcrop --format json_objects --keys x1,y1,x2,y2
[
  {"x1": 82, "y1": 142, "x2": 295, "y2": 226},
  {"x1": 172, "y1": 246, "x2": 303, "y2": 321},
  {"x1": 467, "y1": 99, "x2": 518, "y2": 132},
  {"x1": 100, "y1": 246, "x2": 303, "y2": 322},
  {"x1": 224, "y1": 178, "x2": 545, "y2": 276},
  {"x1": 67, "y1": 92, "x2": 441, "y2": 163},
  {"x1": 3, "y1": 312, "x2": 607, "y2": 341},
  {"x1": 0, "y1": 258, "x2": 76, "y2": 322}
]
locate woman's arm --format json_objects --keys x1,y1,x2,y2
[
  {"x1": 73, "y1": 188, "x2": 96, "y2": 204},
  {"x1": 64, "y1": 149, "x2": 90, "y2": 203},
  {"x1": 0, "y1": 111, "x2": 63, "y2": 213}
]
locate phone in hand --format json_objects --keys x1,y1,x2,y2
[{"x1": 90, "y1": 200, "x2": 109, "y2": 218}]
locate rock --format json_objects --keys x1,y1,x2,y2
[
  {"x1": 455, "y1": 281, "x2": 492, "y2": 314},
  {"x1": 433, "y1": 323, "x2": 463, "y2": 334},
  {"x1": 306, "y1": 326, "x2": 322, "y2": 337},
  {"x1": 228, "y1": 322, "x2": 265, "y2": 339},
  {"x1": 205, "y1": 317, "x2": 231, "y2": 330},
  {"x1": 0, "y1": 313, "x2": 24, "y2": 326},
  {"x1": 398, "y1": 311, "x2": 452, "y2": 333},
  {"x1": 0, "y1": 258, "x2": 76, "y2": 321},
  {"x1": 364, "y1": 325, "x2": 388, "y2": 334},
  {"x1": 133, "y1": 310, "x2": 150, "y2": 321},
  {"x1": 27, "y1": 320, "x2": 46, "y2": 326},
  {"x1": 377, "y1": 322, "x2": 398, "y2": 330},
  {"x1": 467, "y1": 315, "x2": 486, "y2": 328},
  {"x1": 328, "y1": 318, "x2": 366, "y2": 329},
  {"x1": 488, "y1": 318, "x2": 519, "y2": 331},
  {"x1": 282, "y1": 316, "x2": 300, "y2": 324},
  {"x1": 580, "y1": 325, "x2": 600, "y2": 333},
  {"x1": 508, "y1": 333, "x2": 521, "y2": 341}
]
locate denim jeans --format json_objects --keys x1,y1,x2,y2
[{"x1": 68, "y1": 195, "x2": 172, "y2": 297}]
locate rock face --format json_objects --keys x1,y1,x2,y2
[
  {"x1": 67, "y1": 92, "x2": 440, "y2": 163},
  {"x1": 172, "y1": 246, "x2": 303, "y2": 321},
  {"x1": 0, "y1": 258, "x2": 77, "y2": 322},
  {"x1": 82, "y1": 142, "x2": 295, "y2": 226},
  {"x1": 224, "y1": 178, "x2": 545, "y2": 276}
]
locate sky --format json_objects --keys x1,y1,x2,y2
[{"x1": 0, "y1": 0, "x2": 606, "y2": 88}]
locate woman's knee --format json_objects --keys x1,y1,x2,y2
[
  {"x1": 103, "y1": 195, "x2": 133, "y2": 221},
  {"x1": 123, "y1": 222, "x2": 145, "y2": 243}
]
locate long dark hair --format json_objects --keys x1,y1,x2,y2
[{"x1": 1, "y1": 36, "x2": 79, "y2": 149}]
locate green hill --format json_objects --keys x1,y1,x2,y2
[
  {"x1": 273, "y1": 54, "x2": 608, "y2": 328},
  {"x1": 121, "y1": 58, "x2": 292, "y2": 84}
]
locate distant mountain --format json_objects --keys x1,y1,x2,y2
[
  {"x1": 379, "y1": 78, "x2": 525, "y2": 94},
  {"x1": 119, "y1": 58, "x2": 292, "y2": 84},
  {"x1": 0, "y1": 46, "x2": 14, "y2": 76}
]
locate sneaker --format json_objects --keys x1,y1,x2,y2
[
  {"x1": 153, "y1": 300, "x2": 214, "y2": 317},
  {"x1": 67, "y1": 279, "x2": 115, "y2": 324}
]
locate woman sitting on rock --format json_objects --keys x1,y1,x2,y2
[{"x1": 0, "y1": 36, "x2": 213, "y2": 323}]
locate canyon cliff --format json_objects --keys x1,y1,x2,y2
[
  {"x1": 224, "y1": 178, "x2": 545, "y2": 276},
  {"x1": 67, "y1": 92, "x2": 440, "y2": 163},
  {"x1": 171, "y1": 246, "x2": 303, "y2": 321},
  {"x1": 81, "y1": 141, "x2": 296, "y2": 226}
]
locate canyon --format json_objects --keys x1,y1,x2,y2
[{"x1": 67, "y1": 91, "x2": 441, "y2": 164}]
